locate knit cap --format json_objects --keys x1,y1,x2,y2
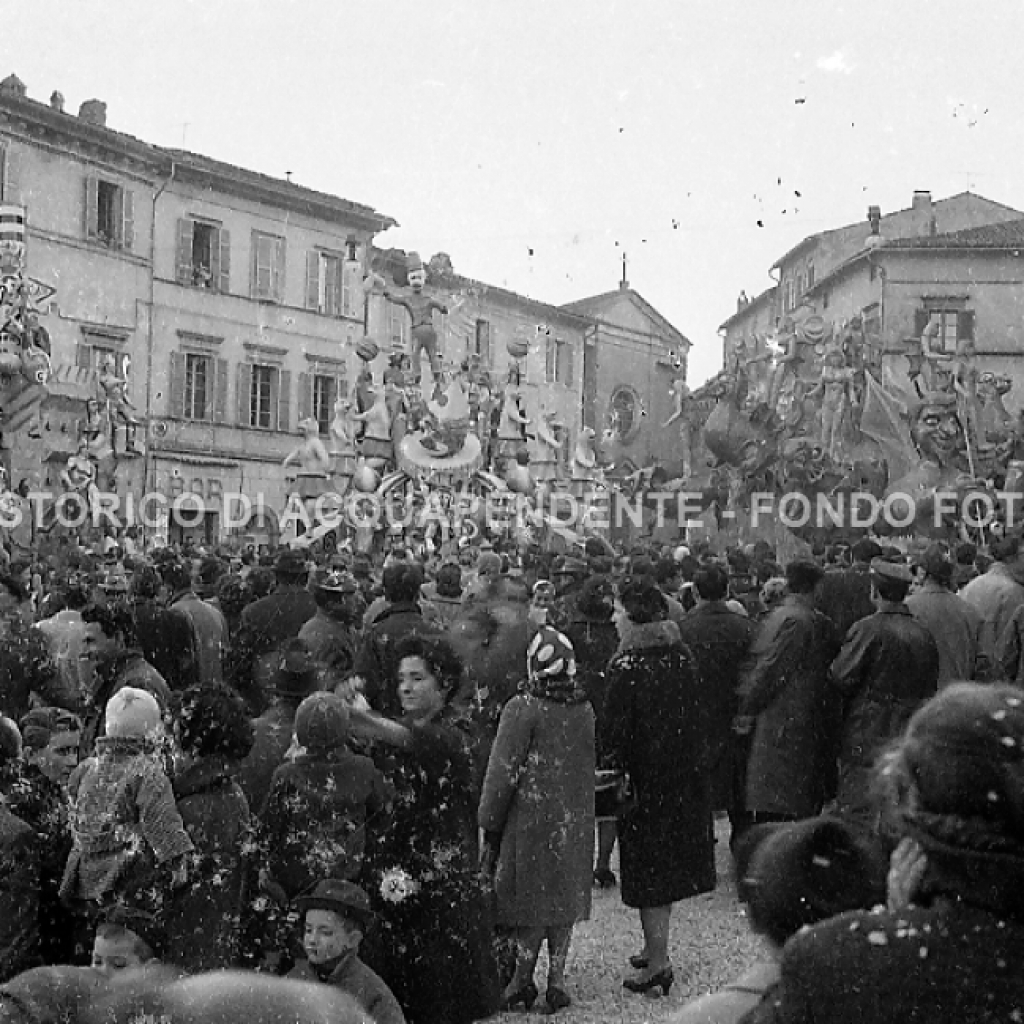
[
  {"x1": 527, "y1": 626, "x2": 576, "y2": 681},
  {"x1": 294, "y1": 692, "x2": 350, "y2": 751},
  {"x1": 105, "y1": 687, "x2": 162, "y2": 740}
]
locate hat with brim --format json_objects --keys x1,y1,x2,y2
[
  {"x1": 870, "y1": 558, "x2": 914, "y2": 585},
  {"x1": 295, "y1": 879, "x2": 374, "y2": 927}
]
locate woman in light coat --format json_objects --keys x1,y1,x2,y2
[{"x1": 479, "y1": 626, "x2": 595, "y2": 1014}]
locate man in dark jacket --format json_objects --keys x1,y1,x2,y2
[
  {"x1": 229, "y1": 549, "x2": 317, "y2": 715},
  {"x1": 236, "y1": 639, "x2": 320, "y2": 816},
  {"x1": 829, "y1": 559, "x2": 940, "y2": 822},
  {"x1": 351, "y1": 563, "x2": 439, "y2": 717},
  {"x1": 676, "y1": 563, "x2": 757, "y2": 846},
  {"x1": 160, "y1": 559, "x2": 229, "y2": 690},
  {"x1": 813, "y1": 537, "x2": 882, "y2": 639},
  {"x1": 740, "y1": 560, "x2": 841, "y2": 825}
]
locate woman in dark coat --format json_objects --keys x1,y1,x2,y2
[
  {"x1": 602, "y1": 575, "x2": 714, "y2": 997},
  {"x1": 164, "y1": 683, "x2": 253, "y2": 972},
  {"x1": 745, "y1": 682, "x2": 1024, "y2": 1024},
  {"x1": 562, "y1": 575, "x2": 621, "y2": 888},
  {"x1": 350, "y1": 634, "x2": 500, "y2": 1024}
]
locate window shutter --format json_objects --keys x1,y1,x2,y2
[
  {"x1": 213, "y1": 358, "x2": 229, "y2": 423},
  {"x1": 76, "y1": 343, "x2": 93, "y2": 370},
  {"x1": 275, "y1": 238, "x2": 286, "y2": 302},
  {"x1": 958, "y1": 310, "x2": 975, "y2": 342},
  {"x1": 278, "y1": 369, "x2": 292, "y2": 432},
  {"x1": 305, "y1": 251, "x2": 319, "y2": 310},
  {"x1": 249, "y1": 231, "x2": 258, "y2": 298},
  {"x1": 336, "y1": 374, "x2": 348, "y2": 400},
  {"x1": 333, "y1": 258, "x2": 344, "y2": 318},
  {"x1": 217, "y1": 229, "x2": 231, "y2": 294},
  {"x1": 565, "y1": 341, "x2": 575, "y2": 386},
  {"x1": 1, "y1": 147, "x2": 20, "y2": 203},
  {"x1": 327, "y1": 376, "x2": 338, "y2": 421},
  {"x1": 120, "y1": 189, "x2": 135, "y2": 250},
  {"x1": 84, "y1": 175, "x2": 99, "y2": 239},
  {"x1": 236, "y1": 363, "x2": 253, "y2": 426},
  {"x1": 175, "y1": 219, "x2": 193, "y2": 284},
  {"x1": 913, "y1": 309, "x2": 930, "y2": 338},
  {"x1": 169, "y1": 351, "x2": 186, "y2": 418},
  {"x1": 298, "y1": 371, "x2": 312, "y2": 423}
]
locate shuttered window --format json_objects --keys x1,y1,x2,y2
[
  {"x1": 474, "y1": 319, "x2": 491, "y2": 364},
  {"x1": 83, "y1": 175, "x2": 134, "y2": 250},
  {"x1": 0, "y1": 145, "x2": 20, "y2": 203},
  {"x1": 176, "y1": 219, "x2": 231, "y2": 292},
  {"x1": 169, "y1": 351, "x2": 228, "y2": 421},
  {"x1": 917, "y1": 303, "x2": 974, "y2": 354},
  {"x1": 389, "y1": 301, "x2": 409, "y2": 348},
  {"x1": 250, "y1": 364, "x2": 276, "y2": 429},
  {"x1": 312, "y1": 374, "x2": 336, "y2": 435},
  {"x1": 251, "y1": 231, "x2": 285, "y2": 301}
]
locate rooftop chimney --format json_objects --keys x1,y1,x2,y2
[
  {"x1": 50, "y1": 90, "x2": 65, "y2": 113},
  {"x1": 78, "y1": 99, "x2": 107, "y2": 127},
  {"x1": 867, "y1": 205, "x2": 881, "y2": 235},
  {"x1": 912, "y1": 190, "x2": 935, "y2": 236}
]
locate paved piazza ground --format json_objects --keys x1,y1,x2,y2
[{"x1": 497, "y1": 821, "x2": 762, "y2": 1023}]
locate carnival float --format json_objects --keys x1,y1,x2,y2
[
  {"x1": 665, "y1": 303, "x2": 1024, "y2": 548},
  {"x1": 283, "y1": 250, "x2": 613, "y2": 557}
]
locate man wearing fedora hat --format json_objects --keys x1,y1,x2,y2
[
  {"x1": 829, "y1": 558, "x2": 940, "y2": 822},
  {"x1": 289, "y1": 879, "x2": 405, "y2": 1024},
  {"x1": 229, "y1": 549, "x2": 317, "y2": 715}
]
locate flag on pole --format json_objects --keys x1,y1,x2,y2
[{"x1": 858, "y1": 370, "x2": 915, "y2": 482}]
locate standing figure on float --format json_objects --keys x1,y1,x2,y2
[
  {"x1": 351, "y1": 380, "x2": 393, "y2": 470},
  {"x1": 384, "y1": 252, "x2": 448, "y2": 381},
  {"x1": 663, "y1": 375, "x2": 694, "y2": 478}
]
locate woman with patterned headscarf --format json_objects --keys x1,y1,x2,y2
[{"x1": 479, "y1": 626, "x2": 596, "y2": 1014}]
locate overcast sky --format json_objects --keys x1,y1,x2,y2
[{"x1": 8, "y1": 0, "x2": 1024, "y2": 384}]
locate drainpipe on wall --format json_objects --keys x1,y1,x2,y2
[{"x1": 142, "y1": 160, "x2": 175, "y2": 501}]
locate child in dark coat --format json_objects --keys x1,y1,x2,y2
[
  {"x1": 258, "y1": 693, "x2": 389, "y2": 902},
  {"x1": 288, "y1": 879, "x2": 404, "y2": 1024}
]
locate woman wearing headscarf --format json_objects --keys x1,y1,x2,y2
[
  {"x1": 478, "y1": 625, "x2": 595, "y2": 1013},
  {"x1": 745, "y1": 682, "x2": 1024, "y2": 1023},
  {"x1": 602, "y1": 575, "x2": 714, "y2": 996}
]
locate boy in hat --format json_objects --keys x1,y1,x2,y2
[{"x1": 290, "y1": 879, "x2": 405, "y2": 1024}]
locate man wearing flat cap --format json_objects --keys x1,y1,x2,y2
[
  {"x1": 906, "y1": 543, "x2": 985, "y2": 685},
  {"x1": 228, "y1": 549, "x2": 317, "y2": 715},
  {"x1": 829, "y1": 557, "x2": 940, "y2": 822}
]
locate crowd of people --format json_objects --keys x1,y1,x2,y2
[{"x1": 0, "y1": 526, "x2": 1022, "y2": 1023}]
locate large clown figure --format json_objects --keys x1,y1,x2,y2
[{"x1": 384, "y1": 252, "x2": 448, "y2": 381}]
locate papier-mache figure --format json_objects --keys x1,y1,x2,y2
[
  {"x1": 61, "y1": 440, "x2": 100, "y2": 518},
  {"x1": 529, "y1": 407, "x2": 564, "y2": 484},
  {"x1": 496, "y1": 386, "x2": 529, "y2": 467},
  {"x1": 284, "y1": 417, "x2": 332, "y2": 501},
  {"x1": 383, "y1": 252, "x2": 448, "y2": 381},
  {"x1": 97, "y1": 353, "x2": 143, "y2": 455},
  {"x1": 807, "y1": 348, "x2": 856, "y2": 461},
  {"x1": 663, "y1": 375, "x2": 694, "y2": 478},
  {"x1": 351, "y1": 381, "x2": 393, "y2": 470}
]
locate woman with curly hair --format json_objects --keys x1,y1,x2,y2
[
  {"x1": 164, "y1": 682, "x2": 253, "y2": 971},
  {"x1": 350, "y1": 634, "x2": 499, "y2": 1024}
]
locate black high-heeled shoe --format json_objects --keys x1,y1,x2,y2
[
  {"x1": 628, "y1": 953, "x2": 648, "y2": 970},
  {"x1": 623, "y1": 968, "x2": 674, "y2": 996},
  {"x1": 593, "y1": 867, "x2": 618, "y2": 888},
  {"x1": 499, "y1": 981, "x2": 539, "y2": 1011},
  {"x1": 545, "y1": 986, "x2": 572, "y2": 1013}
]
